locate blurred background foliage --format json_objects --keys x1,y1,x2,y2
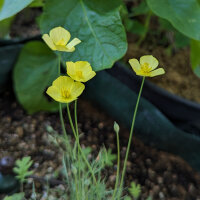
[{"x1": 0, "y1": 0, "x2": 200, "y2": 113}]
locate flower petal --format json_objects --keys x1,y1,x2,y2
[
  {"x1": 129, "y1": 58, "x2": 141, "y2": 73},
  {"x1": 135, "y1": 70, "x2": 151, "y2": 77},
  {"x1": 149, "y1": 68, "x2": 165, "y2": 77},
  {"x1": 75, "y1": 61, "x2": 90, "y2": 70},
  {"x1": 67, "y1": 61, "x2": 96, "y2": 82},
  {"x1": 71, "y1": 82, "x2": 85, "y2": 98},
  {"x1": 55, "y1": 45, "x2": 75, "y2": 52},
  {"x1": 46, "y1": 86, "x2": 62, "y2": 102},
  {"x1": 140, "y1": 55, "x2": 158, "y2": 70},
  {"x1": 66, "y1": 61, "x2": 76, "y2": 77},
  {"x1": 83, "y1": 71, "x2": 96, "y2": 82},
  {"x1": 49, "y1": 27, "x2": 71, "y2": 46},
  {"x1": 52, "y1": 76, "x2": 74, "y2": 90},
  {"x1": 42, "y1": 34, "x2": 57, "y2": 50},
  {"x1": 66, "y1": 38, "x2": 81, "y2": 49}
]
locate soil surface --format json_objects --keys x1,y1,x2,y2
[
  {"x1": 10, "y1": 8, "x2": 41, "y2": 39},
  {"x1": 1, "y1": 90, "x2": 200, "y2": 200}
]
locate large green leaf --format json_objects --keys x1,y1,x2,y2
[
  {"x1": 146, "y1": 0, "x2": 200, "y2": 41},
  {"x1": 0, "y1": 16, "x2": 14, "y2": 38},
  {"x1": 191, "y1": 39, "x2": 200, "y2": 78},
  {"x1": 0, "y1": 44, "x2": 22, "y2": 92},
  {"x1": 39, "y1": 0, "x2": 127, "y2": 71},
  {"x1": 13, "y1": 41, "x2": 59, "y2": 114},
  {"x1": 0, "y1": 0, "x2": 34, "y2": 21},
  {"x1": 4, "y1": 193, "x2": 24, "y2": 200}
]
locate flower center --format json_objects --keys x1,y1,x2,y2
[
  {"x1": 76, "y1": 71, "x2": 83, "y2": 79},
  {"x1": 61, "y1": 88, "x2": 70, "y2": 98},
  {"x1": 141, "y1": 62, "x2": 151, "y2": 73},
  {"x1": 55, "y1": 38, "x2": 66, "y2": 46}
]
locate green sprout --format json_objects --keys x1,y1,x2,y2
[
  {"x1": 98, "y1": 148, "x2": 116, "y2": 167},
  {"x1": 3, "y1": 193, "x2": 24, "y2": 200},
  {"x1": 128, "y1": 182, "x2": 141, "y2": 200},
  {"x1": 13, "y1": 156, "x2": 34, "y2": 192}
]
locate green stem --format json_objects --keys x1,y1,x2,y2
[
  {"x1": 59, "y1": 103, "x2": 68, "y2": 140},
  {"x1": 57, "y1": 54, "x2": 69, "y2": 144},
  {"x1": 137, "y1": 11, "x2": 152, "y2": 46},
  {"x1": 74, "y1": 100, "x2": 81, "y2": 191},
  {"x1": 112, "y1": 128, "x2": 120, "y2": 200},
  {"x1": 58, "y1": 54, "x2": 61, "y2": 75},
  {"x1": 74, "y1": 100, "x2": 78, "y2": 134},
  {"x1": 74, "y1": 172, "x2": 79, "y2": 200},
  {"x1": 118, "y1": 77, "x2": 145, "y2": 198},
  {"x1": 66, "y1": 104, "x2": 97, "y2": 184},
  {"x1": 20, "y1": 182, "x2": 23, "y2": 193}
]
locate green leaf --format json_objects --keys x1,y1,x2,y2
[
  {"x1": 131, "y1": 0, "x2": 149, "y2": 16},
  {"x1": 190, "y1": 39, "x2": 200, "y2": 78},
  {"x1": 146, "y1": 0, "x2": 200, "y2": 40},
  {"x1": 4, "y1": 193, "x2": 24, "y2": 200},
  {"x1": 29, "y1": 0, "x2": 45, "y2": 8},
  {"x1": 0, "y1": 0, "x2": 34, "y2": 21},
  {"x1": 0, "y1": 0, "x2": 4, "y2": 11},
  {"x1": 128, "y1": 20, "x2": 147, "y2": 36},
  {"x1": 99, "y1": 148, "x2": 116, "y2": 167},
  {"x1": 13, "y1": 41, "x2": 59, "y2": 114},
  {"x1": 14, "y1": 157, "x2": 33, "y2": 183},
  {"x1": 0, "y1": 16, "x2": 15, "y2": 38},
  {"x1": 128, "y1": 182, "x2": 141, "y2": 200},
  {"x1": 39, "y1": 0, "x2": 127, "y2": 71}
]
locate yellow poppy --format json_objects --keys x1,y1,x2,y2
[
  {"x1": 66, "y1": 61, "x2": 96, "y2": 82},
  {"x1": 129, "y1": 55, "x2": 165, "y2": 77},
  {"x1": 42, "y1": 26, "x2": 81, "y2": 52},
  {"x1": 46, "y1": 76, "x2": 85, "y2": 103}
]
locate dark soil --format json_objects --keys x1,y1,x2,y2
[
  {"x1": 1, "y1": 90, "x2": 200, "y2": 200},
  {"x1": 10, "y1": 8, "x2": 41, "y2": 39}
]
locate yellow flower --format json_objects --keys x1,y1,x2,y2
[
  {"x1": 46, "y1": 76, "x2": 85, "y2": 103},
  {"x1": 129, "y1": 55, "x2": 165, "y2": 77},
  {"x1": 66, "y1": 61, "x2": 96, "y2": 82},
  {"x1": 42, "y1": 26, "x2": 81, "y2": 52}
]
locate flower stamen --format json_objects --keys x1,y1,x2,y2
[
  {"x1": 61, "y1": 88, "x2": 71, "y2": 98},
  {"x1": 141, "y1": 62, "x2": 151, "y2": 73},
  {"x1": 76, "y1": 71, "x2": 83, "y2": 79},
  {"x1": 55, "y1": 38, "x2": 66, "y2": 46}
]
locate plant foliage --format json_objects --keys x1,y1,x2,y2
[{"x1": 13, "y1": 156, "x2": 33, "y2": 184}]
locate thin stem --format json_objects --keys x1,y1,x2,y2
[
  {"x1": 66, "y1": 104, "x2": 97, "y2": 184},
  {"x1": 57, "y1": 54, "x2": 69, "y2": 144},
  {"x1": 74, "y1": 100, "x2": 78, "y2": 134},
  {"x1": 58, "y1": 54, "x2": 61, "y2": 75},
  {"x1": 59, "y1": 103, "x2": 68, "y2": 140},
  {"x1": 137, "y1": 11, "x2": 152, "y2": 46},
  {"x1": 67, "y1": 104, "x2": 76, "y2": 136},
  {"x1": 118, "y1": 77, "x2": 145, "y2": 198},
  {"x1": 112, "y1": 128, "x2": 120, "y2": 200},
  {"x1": 74, "y1": 100, "x2": 81, "y2": 192},
  {"x1": 74, "y1": 172, "x2": 79, "y2": 200},
  {"x1": 20, "y1": 182, "x2": 23, "y2": 193}
]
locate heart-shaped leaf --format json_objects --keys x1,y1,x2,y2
[
  {"x1": 146, "y1": 0, "x2": 200, "y2": 41},
  {"x1": 191, "y1": 39, "x2": 200, "y2": 78},
  {"x1": 0, "y1": 0, "x2": 34, "y2": 21},
  {"x1": 13, "y1": 41, "x2": 59, "y2": 114}
]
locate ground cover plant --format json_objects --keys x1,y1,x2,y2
[{"x1": 0, "y1": 0, "x2": 200, "y2": 199}]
